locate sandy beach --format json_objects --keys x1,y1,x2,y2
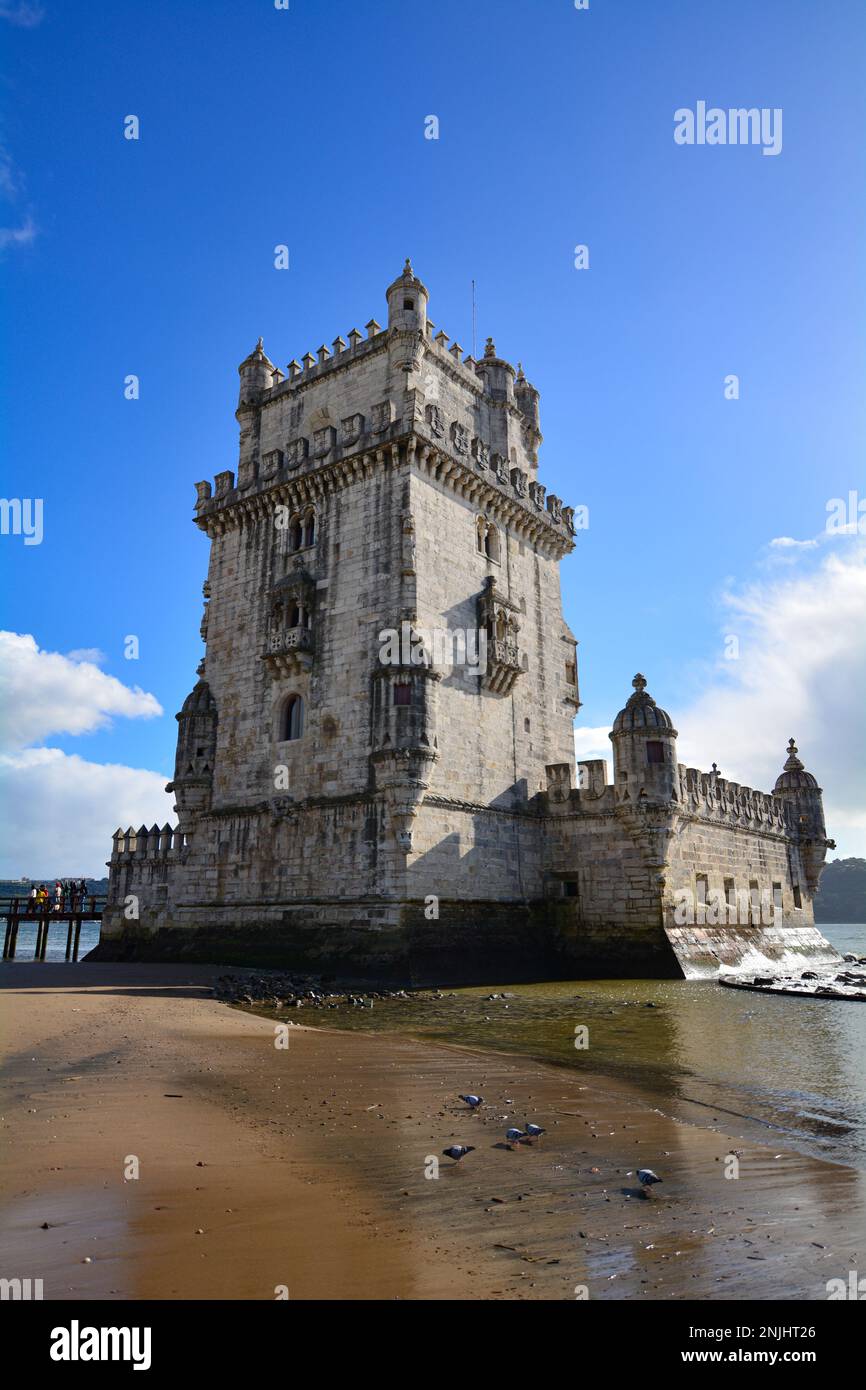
[{"x1": 1, "y1": 961, "x2": 864, "y2": 1301}]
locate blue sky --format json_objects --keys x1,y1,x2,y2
[{"x1": 1, "y1": 0, "x2": 864, "y2": 872}]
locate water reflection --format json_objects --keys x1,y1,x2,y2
[{"x1": 326, "y1": 926, "x2": 866, "y2": 1170}]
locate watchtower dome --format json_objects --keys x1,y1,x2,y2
[
  {"x1": 386, "y1": 258, "x2": 429, "y2": 373},
  {"x1": 610, "y1": 673, "x2": 679, "y2": 803}
]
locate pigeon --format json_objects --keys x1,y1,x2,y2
[
  {"x1": 443, "y1": 1145, "x2": 475, "y2": 1163},
  {"x1": 506, "y1": 1127, "x2": 529, "y2": 1150},
  {"x1": 459, "y1": 1094, "x2": 484, "y2": 1109},
  {"x1": 637, "y1": 1168, "x2": 662, "y2": 1195},
  {"x1": 524, "y1": 1122, "x2": 546, "y2": 1142}
]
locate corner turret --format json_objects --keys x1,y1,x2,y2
[
  {"x1": 773, "y1": 739, "x2": 834, "y2": 888},
  {"x1": 386, "y1": 259, "x2": 429, "y2": 373},
  {"x1": 237, "y1": 338, "x2": 276, "y2": 406},
  {"x1": 610, "y1": 674, "x2": 679, "y2": 804},
  {"x1": 166, "y1": 678, "x2": 218, "y2": 827}
]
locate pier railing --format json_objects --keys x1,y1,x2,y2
[{"x1": 1, "y1": 895, "x2": 107, "y2": 961}]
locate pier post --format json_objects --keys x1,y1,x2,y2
[
  {"x1": 72, "y1": 917, "x2": 82, "y2": 962},
  {"x1": 3, "y1": 916, "x2": 11, "y2": 959},
  {"x1": 9, "y1": 915, "x2": 19, "y2": 958},
  {"x1": 65, "y1": 919, "x2": 74, "y2": 961}
]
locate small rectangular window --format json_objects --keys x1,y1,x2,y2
[
  {"x1": 646, "y1": 740, "x2": 665, "y2": 764},
  {"x1": 403, "y1": 298, "x2": 414, "y2": 310},
  {"x1": 393, "y1": 683, "x2": 412, "y2": 707},
  {"x1": 695, "y1": 874, "x2": 708, "y2": 905},
  {"x1": 793, "y1": 884, "x2": 802, "y2": 910},
  {"x1": 564, "y1": 880, "x2": 579, "y2": 898},
  {"x1": 772, "y1": 882, "x2": 783, "y2": 910}
]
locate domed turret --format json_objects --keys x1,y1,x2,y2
[
  {"x1": 610, "y1": 674, "x2": 678, "y2": 803},
  {"x1": 772, "y1": 739, "x2": 833, "y2": 892},
  {"x1": 237, "y1": 338, "x2": 276, "y2": 406},
  {"x1": 773, "y1": 738, "x2": 827, "y2": 846},
  {"x1": 774, "y1": 738, "x2": 819, "y2": 793},
  {"x1": 514, "y1": 363, "x2": 542, "y2": 467},
  {"x1": 167, "y1": 678, "x2": 218, "y2": 822},
  {"x1": 179, "y1": 679, "x2": 218, "y2": 718},
  {"x1": 386, "y1": 259, "x2": 429, "y2": 373}
]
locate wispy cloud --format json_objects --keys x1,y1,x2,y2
[
  {"x1": 676, "y1": 539, "x2": 866, "y2": 856},
  {"x1": 0, "y1": 215, "x2": 36, "y2": 250},
  {"x1": 570, "y1": 539, "x2": 866, "y2": 858},
  {"x1": 0, "y1": 1, "x2": 45, "y2": 27}
]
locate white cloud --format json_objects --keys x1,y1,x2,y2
[
  {"x1": 573, "y1": 724, "x2": 611, "y2": 760},
  {"x1": 0, "y1": 631, "x2": 161, "y2": 750},
  {"x1": 0, "y1": 749, "x2": 174, "y2": 878},
  {"x1": 66, "y1": 647, "x2": 107, "y2": 666},
  {"x1": 769, "y1": 536, "x2": 818, "y2": 550},
  {"x1": 675, "y1": 542, "x2": 866, "y2": 856},
  {"x1": 0, "y1": 633, "x2": 171, "y2": 877}
]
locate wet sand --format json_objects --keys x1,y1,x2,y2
[{"x1": 1, "y1": 962, "x2": 863, "y2": 1300}]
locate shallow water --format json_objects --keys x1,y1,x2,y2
[
  {"x1": 4, "y1": 919, "x2": 101, "y2": 962},
  {"x1": 323, "y1": 925, "x2": 866, "y2": 1171}
]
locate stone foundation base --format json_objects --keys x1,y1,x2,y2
[{"x1": 89, "y1": 899, "x2": 685, "y2": 986}]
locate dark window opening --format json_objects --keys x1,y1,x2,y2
[
  {"x1": 281, "y1": 694, "x2": 304, "y2": 741},
  {"x1": 646, "y1": 740, "x2": 665, "y2": 764},
  {"x1": 403, "y1": 298, "x2": 415, "y2": 310},
  {"x1": 793, "y1": 884, "x2": 802, "y2": 909},
  {"x1": 393, "y1": 683, "x2": 412, "y2": 707},
  {"x1": 564, "y1": 881, "x2": 579, "y2": 898}
]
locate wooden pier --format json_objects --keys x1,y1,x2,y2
[{"x1": 1, "y1": 896, "x2": 106, "y2": 962}]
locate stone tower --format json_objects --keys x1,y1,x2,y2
[{"x1": 100, "y1": 264, "x2": 836, "y2": 983}]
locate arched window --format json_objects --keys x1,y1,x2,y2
[
  {"x1": 289, "y1": 517, "x2": 303, "y2": 551},
  {"x1": 281, "y1": 694, "x2": 304, "y2": 741},
  {"x1": 303, "y1": 510, "x2": 316, "y2": 547},
  {"x1": 288, "y1": 602, "x2": 301, "y2": 627},
  {"x1": 485, "y1": 525, "x2": 500, "y2": 562}
]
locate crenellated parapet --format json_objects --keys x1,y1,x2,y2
[
  {"x1": 110, "y1": 824, "x2": 188, "y2": 861},
  {"x1": 677, "y1": 764, "x2": 796, "y2": 835}
]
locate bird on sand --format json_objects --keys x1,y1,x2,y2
[
  {"x1": 458, "y1": 1094, "x2": 484, "y2": 1109},
  {"x1": 506, "y1": 1127, "x2": 529, "y2": 1150},
  {"x1": 637, "y1": 1168, "x2": 662, "y2": 1196},
  {"x1": 524, "y1": 1122, "x2": 546, "y2": 1142},
  {"x1": 443, "y1": 1144, "x2": 475, "y2": 1163}
]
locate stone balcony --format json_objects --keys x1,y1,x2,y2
[
  {"x1": 483, "y1": 636, "x2": 523, "y2": 695},
  {"x1": 263, "y1": 625, "x2": 313, "y2": 676}
]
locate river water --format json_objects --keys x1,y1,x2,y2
[{"x1": 320, "y1": 924, "x2": 866, "y2": 1171}]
